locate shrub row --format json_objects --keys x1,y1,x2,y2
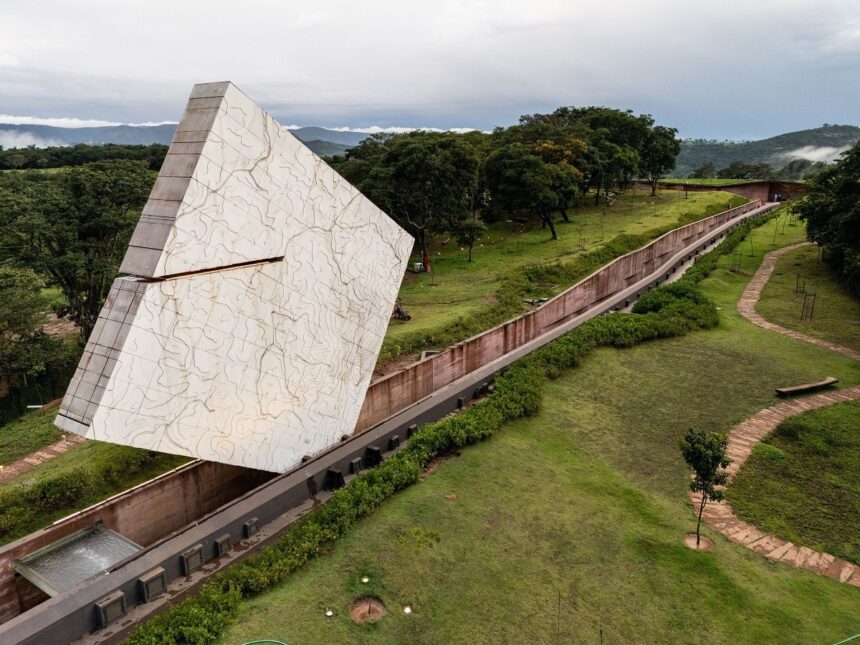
[
  {"x1": 127, "y1": 205, "x2": 761, "y2": 645},
  {"x1": 378, "y1": 198, "x2": 746, "y2": 363},
  {"x1": 0, "y1": 447, "x2": 168, "y2": 540}
]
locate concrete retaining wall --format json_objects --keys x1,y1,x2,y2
[
  {"x1": 355, "y1": 200, "x2": 763, "y2": 429},
  {"x1": 0, "y1": 462, "x2": 272, "y2": 623}
]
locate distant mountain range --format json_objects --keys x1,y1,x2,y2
[
  {"x1": 675, "y1": 125, "x2": 860, "y2": 177},
  {"x1": 0, "y1": 123, "x2": 368, "y2": 157},
  {"x1": 2, "y1": 121, "x2": 858, "y2": 172}
]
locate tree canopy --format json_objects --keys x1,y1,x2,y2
[
  {"x1": 795, "y1": 142, "x2": 860, "y2": 295},
  {"x1": 0, "y1": 160, "x2": 153, "y2": 338},
  {"x1": 0, "y1": 267, "x2": 68, "y2": 391},
  {"x1": 331, "y1": 105, "x2": 680, "y2": 246}
]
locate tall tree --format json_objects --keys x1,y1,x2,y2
[
  {"x1": 679, "y1": 428, "x2": 731, "y2": 548},
  {"x1": 795, "y1": 142, "x2": 860, "y2": 294},
  {"x1": 0, "y1": 267, "x2": 66, "y2": 391},
  {"x1": 640, "y1": 126, "x2": 681, "y2": 195},
  {"x1": 484, "y1": 143, "x2": 561, "y2": 240},
  {"x1": 0, "y1": 160, "x2": 152, "y2": 338},
  {"x1": 453, "y1": 217, "x2": 487, "y2": 262},
  {"x1": 336, "y1": 132, "x2": 477, "y2": 272}
]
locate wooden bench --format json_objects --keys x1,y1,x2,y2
[{"x1": 775, "y1": 376, "x2": 839, "y2": 397}]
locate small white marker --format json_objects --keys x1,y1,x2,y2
[
  {"x1": 325, "y1": 609, "x2": 334, "y2": 618},
  {"x1": 403, "y1": 606, "x2": 412, "y2": 615},
  {"x1": 361, "y1": 576, "x2": 369, "y2": 583}
]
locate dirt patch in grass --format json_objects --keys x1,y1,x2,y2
[
  {"x1": 351, "y1": 597, "x2": 386, "y2": 623},
  {"x1": 684, "y1": 534, "x2": 715, "y2": 551},
  {"x1": 419, "y1": 451, "x2": 459, "y2": 480}
]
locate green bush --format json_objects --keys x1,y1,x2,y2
[
  {"x1": 0, "y1": 447, "x2": 179, "y2": 541},
  {"x1": 752, "y1": 443, "x2": 787, "y2": 462},
  {"x1": 128, "y1": 207, "x2": 768, "y2": 645},
  {"x1": 28, "y1": 467, "x2": 92, "y2": 511},
  {"x1": 101, "y1": 448, "x2": 158, "y2": 485}
]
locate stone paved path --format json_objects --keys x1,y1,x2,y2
[
  {"x1": 0, "y1": 433, "x2": 85, "y2": 482},
  {"x1": 689, "y1": 243, "x2": 860, "y2": 587},
  {"x1": 737, "y1": 241, "x2": 860, "y2": 361}
]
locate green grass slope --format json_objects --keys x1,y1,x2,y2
[
  {"x1": 216, "y1": 208, "x2": 860, "y2": 643},
  {"x1": 729, "y1": 400, "x2": 860, "y2": 566},
  {"x1": 756, "y1": 243, "x2": 860, "y2": 353}
]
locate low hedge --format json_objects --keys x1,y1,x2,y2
[{"x1": 127, "y1": 206, "x2": 767, "y2": 645}]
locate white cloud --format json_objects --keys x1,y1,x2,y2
[
  {"x1": 320, "y1": 126, "x2": 484, "y2": 134},
  {"x1": 0, "y1": 53, "x2": 20, "y2": 67},
  {"x1": 0, "y1": 114, "x2": 122, "y2": 127},
  {"x1": 0, "y1": 0, "x2": 856, "y2": 138},
  {"x1": 0, "y1": 114, "x2": 178, "y2": 128},
  {"x1": 0, "y1": 131, "x2": 64, "y2": 148},
  {"x1": 783, "y1": 145, "x2": 851, "y2": 163}
]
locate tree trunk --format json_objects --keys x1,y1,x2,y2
[
  {"x1": 420, "y1": 229, "x2": 431, "y2": 273},
  {"x1": 650, "y1": 177, "x2": 658, "y2": 196},
  {"x1": 559, "y1": 208, "x2": 571, "y2": 223},
  {"x1": 696, "y1": 493, "x2": 707, "y2": 547},
  {"x1": 542, "y1": 211, "x2": 558, "y2": 240},
  {"x1": 467, "y1": 244, "x2": 473, "y2": 262}
]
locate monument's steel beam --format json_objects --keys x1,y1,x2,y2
[{"x1": 0, "y1": 201, "x2": 779, "y2": 645}]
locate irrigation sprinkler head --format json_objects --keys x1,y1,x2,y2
[{"x1": 403, "y1": 606, "x2": 413, "y2": 615}]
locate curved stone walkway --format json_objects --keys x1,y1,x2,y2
[
  {"x1": 689, "y1": 242, "x2": 860, "y2": 586},
  {"x1": 737, "y1": 241, "x2": 860, "y2": 361},
  {"x1": 0, "y1": 434, "x2": 85, "y2": 482}
]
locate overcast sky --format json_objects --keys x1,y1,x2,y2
[{"x1": 0, "y1": 0, "x2": 857, "y2": 139}]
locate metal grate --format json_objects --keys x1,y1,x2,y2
[
  {"x1": 95, "y1": 591, "x2": 126, "y2": 628},
  {"x1": 138, "y1": 567, "x2": 166, "y2": 603},
  {"x1": 214, "y1": 533, "x2": 231, "y2": 556},
  {"x1": 180, "y1": 544, "x2": 204, "y2": 576}
]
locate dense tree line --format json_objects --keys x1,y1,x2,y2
[
  {"x1": 0, "y1": 106, "x2": 680, "y2": 388},
  {"x1": 0, "y1": 160, "x2": 153, "y2": 339},
  {"x1": 796, "y1": 142, "x2": 860, "y2": 295},
  {"x1": 688, "y1": 158, "x2": 829, "y2": 181},
  {"x1": 0, "y1": 143, "x2": 168, "y2": 171},
  {"x1": 332, "y1": 106, "x2": 680, "y2": 261}
]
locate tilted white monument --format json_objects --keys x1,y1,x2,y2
[{"x1": 56, "y1": 82, "x2": 413, "y2": 473}]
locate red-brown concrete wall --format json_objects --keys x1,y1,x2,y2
[
  {"x1": 355, "y1": 200, "x2": 763, "y2": 430},
  {"x1": 0, "y1": 461, "x2": 272, "y2": 623}
]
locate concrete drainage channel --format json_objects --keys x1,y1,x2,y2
[{"x1": 0, "y1": 202, "x2": 779, "y2": 645}]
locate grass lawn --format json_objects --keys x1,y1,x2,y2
[
  {"x1": 218, "y1": 213, "x2": 860, "y2": 642},
  {"x1": 729, "y1": 399, "x2": 860, "y2": 567},
  {"x1": 386, "y1": 189, "x2": 743, "y2": 346},
  {"x1": 0, "y1": 403, "x2": 63, "y2": 466},
  {"x1": 756, "y1": 243, "x2": 860, "y2": 353}
]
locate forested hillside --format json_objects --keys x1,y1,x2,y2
[{"x1": 676, "y1": 124, "x2": 860, "y2": 177}]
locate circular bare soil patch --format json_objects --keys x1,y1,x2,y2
[
  {"x1": 684, "y1": 533, "x2": 715, "y2": 551},
  {"x1": 351, "y1": 597, "x2": 387, "y2": 624}
]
